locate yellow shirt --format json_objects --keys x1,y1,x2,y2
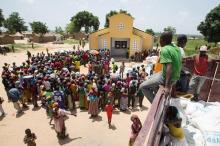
[
  {"x1": 87, "y1": 84, "x2": 92, "y2": 92},
  {"x1": 167, "y1": 123, "x2": 184, "y2": 140},
  {"x1": 75, "y1": 61, "x2": 80, "y2": 70},
  {"x1": 154, "y1": 59, "x2": 163, "y2": 73}
]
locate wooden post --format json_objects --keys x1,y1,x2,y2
[{"x1": 207, "y1": 62, "x2": 219, "y2": 102}]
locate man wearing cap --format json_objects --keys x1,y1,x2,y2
[{"x1": 189, "y1": 45, "x2": 209, "y2": 100}]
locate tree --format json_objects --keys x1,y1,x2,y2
[
  {"x1": 70, "y1": 11, "x2": 100, "y2": 33},
  {"x1": 104, "y1": 10, "x2": 118, "y2": 27},
  {"x1": 0, "y1": 9, "x2": 4, "y2": 33},
  {"x1": 163, "y1": 26, "x2": 176, "y2": 34},
  {"x1": 119, "y1": 9, "x2": 132, "y2": 16},
  {"x1": 30, "y1": 21, "x2": 48, "y2": 34},
  {"x1": 198, "y1": 4, "x2": 220, "y2": 45},
  {"x1": 145, "y1": 28, "x2": 155, "y2": 36},
  {"x1": 4, "y1": 12, "x2": 27, "y2": 33},
  {"x1": 65, "y1": 21, "x2": 77, "y2": 34},
  {"x1": 55, "y1": 26, "x2": 64, "y2": 35},
  {"x1": 104, "y1": 9, "x2": 132, "y2": 27}
]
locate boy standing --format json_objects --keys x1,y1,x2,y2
[{"x1": 23, "y1": 129, "x2": 37, "y2": 146}]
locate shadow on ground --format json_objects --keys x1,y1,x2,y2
[
  {"x1": 16, "y1": 112, "x2": 25, "y2": 118},
  {"x1": 58, "y1": 136, "x2": 82, "y2": 145},
  {"x1": 140, "y1": 105, "x2": 148, "y2": 111},
  {"x1": 92, "y1": 115, "x2": 102, "y2": 122},
  {"x1": 109, "y1": 124, "x2": 117, "y2": 130}
]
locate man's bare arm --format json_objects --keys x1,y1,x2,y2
[{"x1": 165, "y1": 63, "x2": 172, "y2": 91}]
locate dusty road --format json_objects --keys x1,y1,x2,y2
[{"x1": 0, "y1": 45, "x2": 150, "y2": 146}]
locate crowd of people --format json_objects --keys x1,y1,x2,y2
[
  {"x1": 0, "y1": 31, "x2": 210, "y2": 146},
  {"x1": 1, "y1": 47, "x2": 149, "y2": 142}
]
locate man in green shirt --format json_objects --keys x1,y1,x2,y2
[{"x1": 139, "y1": 32, "x2": 182, "y2": 102}]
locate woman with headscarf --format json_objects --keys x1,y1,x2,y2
[
  {"x1": 129, "y1": 114, "x2": 142, "y2": 146},
  {"x1": 78, "y1": 83, "x2": 86, "y2": 109},
  {"x1": 52, "y1": 102, "x2": 76, "y2": 139}
]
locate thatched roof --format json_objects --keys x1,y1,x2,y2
[{"x1": 13, "y1": 32, "x2": 23, "y2": 37}]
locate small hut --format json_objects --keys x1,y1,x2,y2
[
  {"x1": 22, "y1": 31, "x2": 33, "y2": 38},
  {"x1": 13, "y1": 32, "x2": 24, "y2": 40},
  {"x1": 32, "y1": 33, "x2": 56, "y2": 43},
  {"x1": 0, "y1": 34, "x2": 14, "y2": 44}
]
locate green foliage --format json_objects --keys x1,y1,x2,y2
[
  {"x1": 30, "y1": 21, "x2": 48, "y2": 34},
  {"x1": 55, "y1": 26, "x2": 64, "y2": 35},
  {"x1": 6, "y1": 43, "x2": 41, "y2": 50},
  {"x1": 197, "y1": 4, "x2": 220, "y2": 44},
  {"x1": 104, "y1": 9, "x2": 132, "y2": 28},
  {"x1": 104, "y1": 10, "x2": 118, "y2": 28},
  {"x1": 64, "y1": 39, "x2": 79, "y2": 44},
  {"x1": 65, "y1": 21, "x2": 77, "y2": 34},
  {"x1": 70, "y1": 11, "x2": 100, "y2": 33},
  {"x1": 0, "y1": 9, "x2": 4, "y2": 28},
  {"x1": 163, "y1": 26, "x2": 176, "y2": 34},
  {"x1": 145, "y1": 28, "x2": 155, "y2": 35},
  {"x1": 4, "y1": 12, "x2": 27, "y2": 33},
  {"x1": 173, "y1": 36, "x2": 220, "y2": 56}
]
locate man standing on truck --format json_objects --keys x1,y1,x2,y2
[
  {"x1": 189, "y1": 45, "x2": 208, "y2": 101},
  {"x1": 139, "y1": 31, "x2": 182, "y2": 102}
]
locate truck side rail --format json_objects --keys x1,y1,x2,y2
[{"x1": 134, "y1": 86, "x2": 169, "y2": 146}]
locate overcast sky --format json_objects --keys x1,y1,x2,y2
[{"x1": 1, "y1": 0, "x2": 219, "y2": 34}]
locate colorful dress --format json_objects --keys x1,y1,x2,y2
[
  {"x1": 88, "y1": 94, "x2": 99, "y2": 116},
  {"x1": 53, "y1": 109, "x2": 66, "y2": 139},
  {"x1": 70, "y1": 83, "x2": 78, "y2": 101},
  {"x1": 120, "y1": 93, "x2": 128, "y2": 111},
  {"x1": 78, "y1": 86, "x2": 86, "y2": 108},
  {"x1": 53, "y1": 90, "x2": 65, "y2": 109}
]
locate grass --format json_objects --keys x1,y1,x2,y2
[
  {"x1": 64, "y1": 39, "x2": 79, "y2": 44},
  {"x1": 6, "y1": 43, "x2": 41, "y2": 50},
  {"x1": 155, "y1": 35, "x2": 220, "y2": 57},
  {"x1": 185, "y1": 39, "x2": 220, "y2": 57}
]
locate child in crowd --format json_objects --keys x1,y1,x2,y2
[{"x1": 105, "y1": 100, "x2": 113, "y2": 127}]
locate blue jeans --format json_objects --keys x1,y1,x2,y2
[{"x1": 139, "y1": 72, "x2": 164, "y2": 103}]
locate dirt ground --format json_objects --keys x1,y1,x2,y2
[{"x1": 0, "y1": 44, "x2": 150, "y2": 146}]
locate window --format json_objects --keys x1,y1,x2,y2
[
  {"x1": 117, "y1": 22, "x2": 124, "y2": 30},
  {"x1": 103, "y1": 39, "x2": 107, "y2": 49},
  {"x1": 133, "y1": 39, "x2": 138, "y2": 50}
]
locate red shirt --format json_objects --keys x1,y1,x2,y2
[{"x1": 194, "y1": 55, "x2": 208, "y2": 76}]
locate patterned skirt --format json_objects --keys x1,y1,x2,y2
[{"x1": 88, "y1": 99, "x2": 99, "y2": 116}]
